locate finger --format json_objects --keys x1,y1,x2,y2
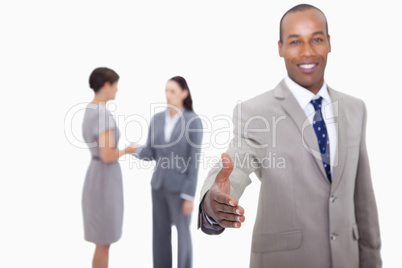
[
  {"x1": 221, "y1": 152, "x2": 234, "y2": 175},
  {"x1": 214, "y1": 153, "x2": 234, "y2": 183},
  {"x1": 214, "y1": 190, "x2": 239, "y2": 208},
  {"x1": 215, "y1": 203, "x2": 245, "y2": 217},
  {"x1": 216, "y1": 212, "x2": 246, "y2": 223},
  {"x1": 215, "y1": 202, "x2": 237, "y2": 214},
  {"x1": 218, "y1": 219, "x2": 243, "y2": 229}
]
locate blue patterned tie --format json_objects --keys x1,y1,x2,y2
[{"x1": 310, "y1": 97, "x2": 332, "y2": 182}]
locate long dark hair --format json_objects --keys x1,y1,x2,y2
[
  {"x1": 89, "y1": 67, "x2": 119, "y2": 93},
  {"x1": 169, "y1": 76, "x2": 194, "y2": 112}
]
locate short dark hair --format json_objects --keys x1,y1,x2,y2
[
  {"x1": 169, "y1": 76, "x2": 194, "y2": 112},
  {"x1": 89, "y1": 67, "x2": 119, "y2": 93},
  {"x1": 279, "y1": 4, "x2": 329, "y2": 43}
]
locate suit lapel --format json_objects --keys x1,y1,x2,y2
[
  {"x1": 153, "y1": 113, "x2": 165, "y2": 147},
  {"x1": 327, "y1": 88, "x2": 348, "y2": 192},
  {"x1": 275, "y1": 80, "x2": 330, "y2": 185}
]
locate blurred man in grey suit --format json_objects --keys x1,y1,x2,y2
[{"x1": 198, "y1": 4, "x2": 381, "y2": 268}]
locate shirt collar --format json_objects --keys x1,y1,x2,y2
[
  {"x1": 284, "y1": 75, "x2": 331, "y2": 109},
  {"x1": 165, "y1": 106, "x2": 185, "y2": 121}
]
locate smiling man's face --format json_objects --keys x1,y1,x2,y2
[{"x1": 279, "y1": 8, "x2": 331, "y2": 94}]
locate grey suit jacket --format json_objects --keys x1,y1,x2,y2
[
  {"x1": 198, "y1": 80, "x2": 381, "y2": 268},
  {"x1": 136, "y1": 108, "x2": 203, "y2": 198}
]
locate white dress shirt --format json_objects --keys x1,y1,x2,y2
[
  {"x1": 284, "y1": 75, "x2": 337, "y2": 173},
  {"x1": 164, "y1": 108, "x2": 182, "y2": 143}
]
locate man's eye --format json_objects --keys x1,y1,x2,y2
[
  {"x1": 314, "y1": 38, "x2": 323, "y2": 42},
  {"x1": 290, "y1": 40, "x2": 299, "y2": 45}
]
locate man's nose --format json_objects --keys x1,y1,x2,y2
[{"x1": 300, "y1": 42, "x2": 315, "y2": 57}]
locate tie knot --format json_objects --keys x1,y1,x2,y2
[{"x1": 310, "y1": 96, "x2": 323, "y2": 111}]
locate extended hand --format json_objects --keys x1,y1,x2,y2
[{"x1": 203, "y1": 153, "x2": 245, "y2": 228}]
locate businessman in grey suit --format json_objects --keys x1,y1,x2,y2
[
  {"x1": 134, "y1": 76, "x2": 203, "y2": 268},
  {"x1": 198, "y1": 4, "x2": 381, "y2": 268}
]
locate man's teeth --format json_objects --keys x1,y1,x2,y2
[{"x1": 299, "y1": 64, "x2": 316, "y2": 69}]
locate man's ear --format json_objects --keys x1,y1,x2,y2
[
  {"x1": 327, "y1": 35, "x2": 331, "y2": 53},
  {"x1": 278, "y1": 40, "x2": 284, "y2": 57}
]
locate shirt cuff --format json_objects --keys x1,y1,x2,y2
[
  {"x1": 199, "y1": 203, "x2": 224, "y2": 234},
  {"x1": 205, "y1": 214, "x2": 218, "y2": 225},
  {"x1": 180, "y1": 193, "x2": 194, "y2": 201}
]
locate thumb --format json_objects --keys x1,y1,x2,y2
[{"x1": 215, "y1": 153, "x2": 234, "y2": 183}]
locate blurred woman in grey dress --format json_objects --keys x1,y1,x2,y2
[{"x1": 82, "y1": 67, "x2": 136, "y2": 268}]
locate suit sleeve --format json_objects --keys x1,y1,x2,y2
[
  {"x1": 198, "y1": 103, "x2": 262, "y2": 234},
  {"x1": 134, "y1": 116, "x2": 155, "y2": 161},
  {"x1": 181, "y1": 116, "x2": 203, "y2": 199},
  {"x1": 354, "y1": 101, "x2": 382, "y2": 267}
]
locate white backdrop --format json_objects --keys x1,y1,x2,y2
[{"x1": 1, "y1": 0, "x2": 401, "y2": 267}]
